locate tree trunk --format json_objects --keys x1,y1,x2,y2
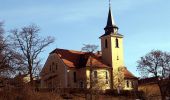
[
  {"x1": 28, "y1": 63, "x2": 33, "y2": 86},
  {"x1": 158, "y1": 80, "x2": 165, "y2": 100}
]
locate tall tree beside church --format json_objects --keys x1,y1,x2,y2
[
  {"x1": 82, "y1": 44, "x2": 98, "y2": 100},
  {"x1": 9, "y1": 24, "x2": 55, "y2": 85},
  {"x1": 82, "y1": 44, "x2": 98, "y2": 89},
  {"x1": 137, "y1": 50, "x2": 170, "y2": 100}
]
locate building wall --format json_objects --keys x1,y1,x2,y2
[
  {"x1": 101, "y1": 35, "x2": 126, "y2": 90},
  {"x1": 111, "y1": 36, "x2": 124, "y2": 71},
  {"x1": 101, "y1": 36, "x2": 112, "y2": 67},
  {"x1": 76, "y1": 68, "x2": 87, "y2": 88},
  {"x1": 67, "y1": 68, "x2": 86, "y2": 88},
  {"x1": 101, "y1": 35, "x2": 124, "y2": 71},
  {"x1": 41, "y1": 53, "x2": 68, "y2": 88},
  {"x1": 138, "y1": 83, "x2": 161, "y2": 100},
  {"x1": 67, "y1": 68, "x2": 111, "y2": 90},
  {"x1": 86, "y1": 68, "x2": 110, "y2": 90},
  {"x1": 41, "y1": 53, "x2": 111, "y2": 90},
  {"x1": 124, "y1": 79, "x2": 138, "y2": 90}
]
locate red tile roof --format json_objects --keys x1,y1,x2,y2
[
  {"x1": 50, "y1": 48, "x2": 110, "y2": 68},
  {"x1": 123, "y1": 68, "x2": 138, "y2": 79}
]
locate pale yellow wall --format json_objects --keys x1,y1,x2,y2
[
  {"x1": 67, "y1": 69, "x2": 86, "y2": 88},
  {"x1": 101, "y1": 36, "x2": 112, "y2": 67},
  {"x1": 124, "y1": 80, "x2": 133, "y2": 90},
  {"x1": 123, "y1": 79, "x2": 138, "y2": 90},
  {"x1": 41, "y1": 53, "x2": 68, "y2": 88},
  {"x1": 101, "y1": 34, "x2": 126, "y2": 89},
  {"x1": 101, "y1": 35, "x2": 124, "y2": 71},
  {"x1": 111, "y1": 36, "x2": 124, "y2": 71},
  {"x1": 23, "y1": 75, "x2": 31, "y2": 83},
  {"x1": 86, "y1": 68, "x2": 110, "y2": 90}
]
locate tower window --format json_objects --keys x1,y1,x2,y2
[
  {"x1": 117, "y1": 56, "x2": 119, "y2": 60},
  {"x1": 105, "y1": 39, "x2": 108, "y2": 48},
  {"x1": 116, "y1": 38, "x2": 119, "y2": 48},
  {"x1": 73, "y1": 72, "x2": 77, "y2": 83}
]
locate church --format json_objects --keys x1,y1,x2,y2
[{"x1": 40, "y1": 4, "x2": 138, "y2": 91}]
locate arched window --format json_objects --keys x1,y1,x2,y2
[
  {"x1": 106, "y1": 71, "x2": 108, "y2": 84},
  {"x1": 94, "y1": 71, "x2": 97, "y2": 78},
  {"x1": 94, "y1": 71, "x2": 98, "y2": 83},
  {"x1": 126, "y1": 80, "x2": 129, "y2": 88},
  {"x1": 106, "y1": 71, "x2": 108, "y2": 79},
  {"x1": 132, "y1": 81, "x2": 134, "y2": 88},
  {"x1": 116, "y1": 38, "x2": 119, "y2": 48},
  {"x1": 105, "y1": 39, "x2": 108, "y2": 48}
]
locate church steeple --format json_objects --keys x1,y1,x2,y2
[
  {"x1": 105, "y1": 7, "x2": 116, "y2": 28},
  {"x1": 104, "y1": 3, "x2": 118, "y2": 35},
  {"x1": 100, "y1": 0, "x2": 124, "y2": 69}
]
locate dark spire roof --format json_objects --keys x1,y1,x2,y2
[
  {"x1": 106, "y1": 7, "x2": 114, "y2": 27},
  {"x1": 105, "y1": 6, "x2": 118, "y2": 29},
  {"x1": 100, "y1": 1, "x2": 123, "y2": 38}
]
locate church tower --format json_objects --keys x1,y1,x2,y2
[
  {"x1": 100, "y1": 6, "x2": 125, "y2": 71},
  {"x1": 99, "y1": 2, "x2": 138, "y2": 90}
]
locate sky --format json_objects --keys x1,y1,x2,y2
[{"x1": 1, "y1": 0, "x2": 170, "y2": 77}]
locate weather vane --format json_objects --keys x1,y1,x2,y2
[{"x1": 109, "y1": 0, "x2": 111, "y2": 7}]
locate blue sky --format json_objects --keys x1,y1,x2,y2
[{"x1": 1, "y1": 0, "x2": 170, "y2": 77}]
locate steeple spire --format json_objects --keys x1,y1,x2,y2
[
  {"x1": 104, "y1": 0, "x2": 118, "y2": 34},
  {"x1": 109, "y1": 0, "x2": 111, "y2": 8},
  {"x1": 106, "y1": 6, "x2": 116, "y2": 28}
]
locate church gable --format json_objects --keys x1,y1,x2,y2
[{"x1": 40, "y1": 53, "x2": 68, "y2": 88}]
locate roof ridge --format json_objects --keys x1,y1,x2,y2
[
  {"x1": 51, "y1": 48, "x2": 102, "y2": 55},
  {"x1": 123, "y1": 68, "x2": 137, "y2": 79},
  {"x1": 51, "y1": 48, "x2": 85, "y2": 54}
]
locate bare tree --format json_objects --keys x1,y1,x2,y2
[
  {"x1": 137, "y1": 50, "x2": 170, "y2": 100},
  {"x1": 82, "y1": 44, "x2": 98, "y2": 88},
  {"x1": 0, "y1": 22, "x2": 14, "y2": 77},
  {"x1": 82, "y1": 44, "x2": 98, "y2": 53},
  {"x1": 82, "y1": 44, "x2": 98, "y2": 100},
  {"x1": 0, "y1": 22, "x2": 7, "y2": 75},
  {"x1": 0, "y1": 22, "x2": 4, "y2": 39},
  {"x1": 9, "y1": 24, "x2": 55, "y2": 85},
  {"x1": 113, "y1": 67, "x2": 125, "y2": 90}
]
